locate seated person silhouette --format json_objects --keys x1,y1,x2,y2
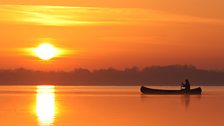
[{"x1": 181, "y1": 79, "x2": 191, "y2": 93}]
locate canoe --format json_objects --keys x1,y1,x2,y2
[{"x1": 140, "y1": 86, "x2": 202, "y2": 95}]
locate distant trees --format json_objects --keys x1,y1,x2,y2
[{"x1": 0, "y1": 65, "x2": 224, "y2": 85}]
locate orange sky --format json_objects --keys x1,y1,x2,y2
[{"x1": 0, "y1": 1, "x2": 224, "y2": 70}]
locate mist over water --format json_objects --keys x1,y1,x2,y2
[{"x1": 0, "y1": 86, "x2": 223, "y2": 126}]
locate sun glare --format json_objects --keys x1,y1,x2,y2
[
  {"x1": 36, "y1": 86, "x2": 56, "y2": 126},
  {"x1": 34, "y1": 43, "x2": 58, "y2": 60}
]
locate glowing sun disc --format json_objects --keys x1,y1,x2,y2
[{"x1": 34, "y1": 43, "x2": 58, "y2": 60}]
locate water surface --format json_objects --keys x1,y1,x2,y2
[{"x1": 0, "y1": 86, "x2": 223, "y2": 126}]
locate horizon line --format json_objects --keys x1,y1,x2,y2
[{"x1": 0, "y1": 64, "x2": 223, "y2": 72}]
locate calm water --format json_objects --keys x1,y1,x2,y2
[{"x1": 0, "y1": 86, "x2": 223, "y2": 126}]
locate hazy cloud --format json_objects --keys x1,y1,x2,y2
[{"x1": 0, "y1": 5, "x2": 222, "y2": 26}]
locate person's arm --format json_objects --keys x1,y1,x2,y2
[{"x1": 181, "y1": 82, "x2": 185, "y2": 86}]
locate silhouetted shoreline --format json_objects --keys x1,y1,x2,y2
[{"x1": 0, "y1": 65, "x2": 224, "y2": 85}]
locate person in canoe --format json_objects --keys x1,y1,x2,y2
[{"x1": 181, "y1": 79, "x2": 191, "y2": 92}]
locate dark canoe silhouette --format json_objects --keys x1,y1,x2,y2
[{"x1": 140, "y1": 86, "x2": 202, "y2": 95}]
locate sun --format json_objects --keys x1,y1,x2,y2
[{"x1": 34, "y1": 43, "x2": 58, "y2": 60}]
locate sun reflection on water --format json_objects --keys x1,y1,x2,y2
[{"x1": 36, "y1": 86, "x2": 56, "y2": 126}]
